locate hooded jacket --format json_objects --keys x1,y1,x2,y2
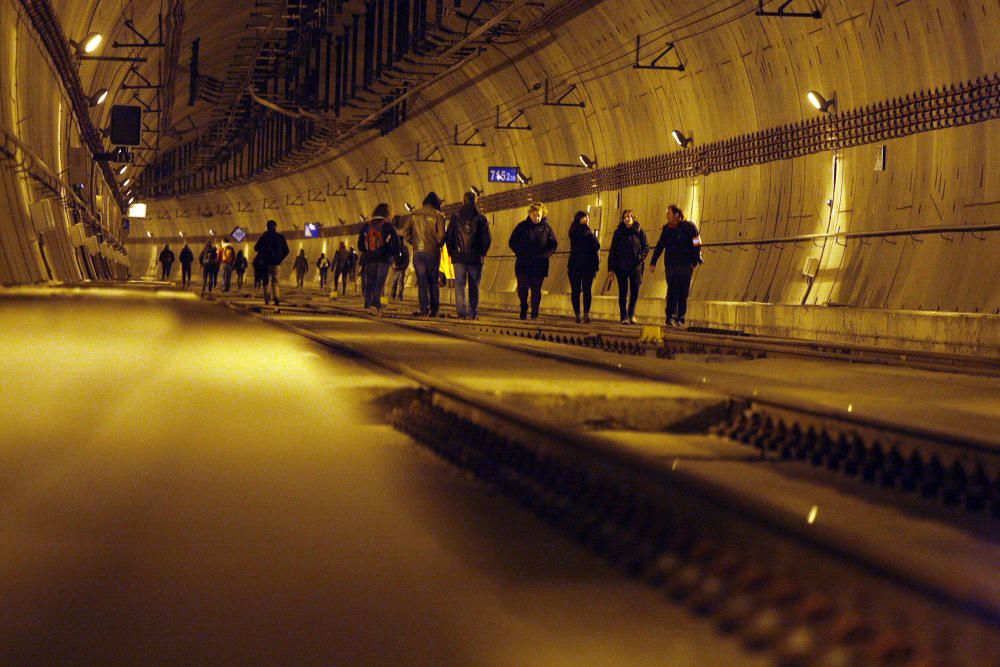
[
  {"x1": 508, "y1": 216, "x2": 558, "y2": 277},
  {"x1": 608, "y1": 221, "x2": 649, "y2": 274},
  {"x1": 179, "y1": 245, "x2": 194, "y2": 265},
  {"x1": 446, "y1": 203, "x2": 492, "y2": 265},
  {"x1": 568, "y1": 221, "x2": 600, "y2": 274}
]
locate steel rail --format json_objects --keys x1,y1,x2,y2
[{"x1": 214, "y1": 294, "x2": 1000, "y2": 664}]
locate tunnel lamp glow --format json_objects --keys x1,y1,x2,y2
[
  {"x1": 578, "y1": 154, "x2": 597, "y2": 169},
  {"x1": 71, "y1": 33, "x2": 103, "y2": 55},
  {"x1": 470, "y1": 185, "x2": 484, "y2": 197},
  {"x1": 516, "y1": 171, "x2": 532, "y2": 185},
  {"x1": 807, "y1": 90, "x2": 835, "y2": 113},
  {"x1": 404, "y1": 202, "x2": 415, "y2": 212},
  {"x1": 121, "y1": 178, "x2": 132, "y2": 188},
  {"x1": 209, "y1": 229, "x2": 215, "y2": 236},
  {"x1": 178, "y1": 231, "x2": 184, "y2": 237},
  {"x1": 672, "y1": 130, "x2": 693, "y2": 148},
  {"x1": 117, "y1": 164, "x2": 128, "y2": 175},
  {"x1": 359, "y1": 214, "x2": 367, "y2": 223},
  {"x1": 88, "y1": 88, "x2": 109, "y2": 107},
  {"x1": 146, "y1": 231, "x2": 152, "y2": 238}
]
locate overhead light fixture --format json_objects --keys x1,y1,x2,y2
[
  {"x1": 70, "y1": 32, "x2": 103, "y2": 55},
  {"x1": 516, "y1": 172, "x2": 532, "y2": 185},
  {"x1": 578, "y1": 154, "x2": 597, "y2": 169},
  {"x1": 117, "y1": 164, "x2": 128, "y2": 175},
  {"x1": 404, "y1": 202, "x2": 415, "y2": 212},
  {"x1": 208, "y1": 229, "x2": 215, "y2": 236},
  {"x1": 121, "y1": 177, "x2": 132, "y2": 188},
  {"x1": 88, "y1": 88, "x2": 109, "y2": 106},
  {"x1": 359, "y1": 214, "x2": 367, "y2": 222},
  {"x1": 178, "y1": 230, "x2": 184, "y2": 237},
  {"x1": 146, "y1": 231, "x2": 152, "y2": 238},
  {"x1": 127, "y1": 195, "x2": 135, "y2": 204},
  {"x1": 470, "y1": 185, "x2": 484, "y2": 196},
  {"x1": 807, "y1": 90, "x2": 835, "y2": 113},
  {"x1": 671, "y1": 130, "x2": 693, "y2": 148}
]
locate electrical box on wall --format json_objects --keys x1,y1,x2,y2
[
  {"x1": 28, "y1": 199, "x2": 55, "y2": 232},
  {"x1": 802, "y1": 256, "x2": 820, "y2": 279},
  {"x1": 874, "y1": 145, "x2": 886, "y2": 171},
  {"x1": 68, "y1": 146, "x2": 89, "y2": 188}
]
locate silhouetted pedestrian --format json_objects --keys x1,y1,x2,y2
[
  {"x1": 650, "y1": 204, "x2": 702, "y2": 327},
  {"x1": 317, "y1": 253, "x2": 330, "y2": 288},
  {"x1": 234, "y1": 250, "x2": 248, "y2": 289},
  {"x1": 446, "y1": 191, "x2": 491, "y2": 319},
  {"x1": 199, "y1": 241, "x2": 218, "y2": 293},
  {"x1": 293, "y1": 249, "x2": 308, "y2": 288},
  {"x1": 254, "y1": 220, "x2": 290, "y2": 306},
  {"x1": 400, "y1": 192, "x2": 446, "y2": 316},
  {"x1": 159, "y1": 244, "x2": 175, "y2": 280},
  {"x1": 358, "y1": 203, "x2": 400, "y2": 314},
  {"x1": 608, "y1": 209, "x2": 649, "y2": 324},
  {"x1": 567, "y1": 210, "x2": 600, "y2": 323},
  {"x1": 508, "y1": 202, "x2": 557, "y2": 320},
  {"x1": 179, "y1": 244, "x2": 194, "y2": 288}
]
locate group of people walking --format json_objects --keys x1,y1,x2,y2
[{"x1": 155, "y1": 198, "x2": 701, "y2": 326}]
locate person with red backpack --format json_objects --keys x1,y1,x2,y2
[{"x1": 357, "y1": 203, "x2": 400, "y2": 314}]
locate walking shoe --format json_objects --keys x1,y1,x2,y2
[
  {"x1": 629, "y1": 316, "x2": 638, "y2": 324},
  {"x1": 274, "y1": 298, "x2": 280, "y2": 306},
  {"x1": 583, "y1": 314, "x2": 591, "y2": 324},
  {"x1": 621, "y1": 319, "x2": 630, "y2": 325},
  {"x1": 666, "y1": 318, "x2": 676, "y2": 327},
  {"x1": 575, "y1": 315, "x2": 582, "y2": 323}
]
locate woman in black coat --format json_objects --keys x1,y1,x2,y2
[
  {"x1": 607, "y1": 209, "x2": 649, "y2": 324},
  {"x1": 508, "y1": 202, "x2": 558, "y2": 320},
  {"x1": 567, "y1": 210, "x2": 601, "y2": 323}
]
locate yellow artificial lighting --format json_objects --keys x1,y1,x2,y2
[{"x1": 82, "y1": 33, "x2": 103, "y2": 53}]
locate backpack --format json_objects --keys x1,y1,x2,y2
[
  {"x1": 364, "y1": 222, "x2": 386, "y2": 254},
  {"x1": 455, "y1": 218, "x2": 477, "y2": 256}
]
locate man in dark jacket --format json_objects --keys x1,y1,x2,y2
[
  {"x1": 389, "y1": 237, "x2": 410, "y2": 301},
  {"x1": 400, "y1": 192, "x2": 446, "y2": 316},
  {"x1": 357, "y1": 203, "x2": 400, "y2": 314},
  {"x1": 446, "y1": 192, "x2": 492, "y2": 319},
  {"x1": 332, "y1": 242, "x2": 351, "y2": 295},
  {"x1": 608, "y1": 209, "x2": 649, "y2": 324},
  {"x1": 158, "y1": 244, "x2": 175, "y2": 281},
  {"x1": 178, "y1": 243, "x2": 194, "y2": 288},
  {"x1": 508, "y1": 203, "x2": 558, "y2": 320},
  {"x1": 254, "y1": 219, "x2": 290, "y2": 306},
  {"x1": 650, "y1": 204, "x2": 702, "y2": 326}
]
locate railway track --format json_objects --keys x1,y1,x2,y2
[
  {"x1": 234, "y1": 295, "x2": 1000, "y2": 523},
  {"x1": 214, "y1": 293, "x2": 1000, "y2": 664}
]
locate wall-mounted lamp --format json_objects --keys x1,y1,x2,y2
[
  {"x1": 146, "y1": 231, "x2": 152, "y2": 238},
  {"x1": 117, "y1": 164, "x2": 128, "y2": 175},
  {"x1": 470, "y1": 185, "x2": 484, "y2": 197},
  {"x1": 671, "y1": 130, "x2": 693, "y2": 147},
  {"x1": 121, "y1": 177, "x2": 132, "y2": 188},
  {"x1": 359, "y1": 214, "x2": 367, "y2": 222},
  {"x1": 127, "y1": 195, "x2": 135, "y2": 204},
  {"x1": 178, "y1": 230, "x2": 184, "y2": 237},
  {"x1": 70, "y1": 33, "x2": 103, "y2": 55},
  {"x1": 578, "y1": 154, "x2": 597, "y2": 169},
  {"x1": 404, "y1": 202, "x2": 415, "y2": 212},
  {"x1": 337, "y1": 217, "x2": 346, "y2": 225},
  {"x1": 516, "y1": 172, "x2": 532, "y2": 185},
  {"x1": 208, "y1": 229, "x2": 215, "y2": 236},
  {"x1": 806, "y1": 90, "x2": 835, "y2": 113},
  {"x1": 88, "y1": 88, "x2": 109, "y2": 106}
]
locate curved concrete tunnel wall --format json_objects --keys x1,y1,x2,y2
[{"x1": 1, "y1": 0, "x2": 997, "y2": 350}]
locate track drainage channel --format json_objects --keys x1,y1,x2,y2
[{"x1": 388, "y1": 390, "x2": 1000, "y2": 666}]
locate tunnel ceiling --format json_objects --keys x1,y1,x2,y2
[{"x1": 58, "y1": 0, "x2": 997, "y2": 237}]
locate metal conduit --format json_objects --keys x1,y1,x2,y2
[
  {"x1": 19, "y1": 0, "x2": 130, "y2": 227},
  {"x1": 0, "y1": 120, "x2": 126, "y2": 252}
]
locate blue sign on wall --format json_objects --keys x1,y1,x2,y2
[
  {"x1": 488, "y1": 166, "x2": 519, "y2": 183},
  {"x1": 231, "y1": 226, "x2": 247, "y2": 243},
  {"x1": 304, "y1": 222, "x2": 321, "y2": 238}
]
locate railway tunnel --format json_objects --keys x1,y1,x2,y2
[{"x1": 1, "y1": 0, "x2": 998, "y2": 663}]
